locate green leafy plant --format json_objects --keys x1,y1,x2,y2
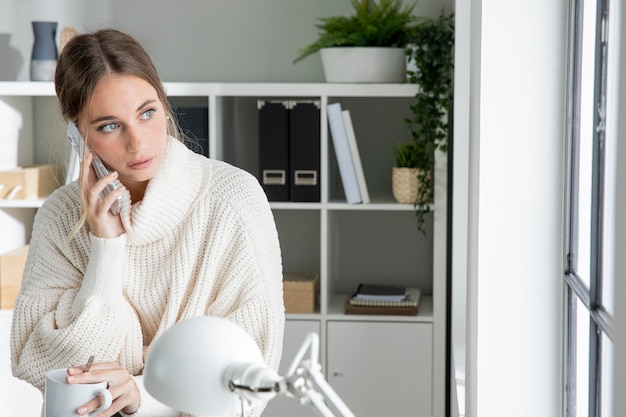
[
  {"x1": 394, "y1": 139, "x2": 431, "y2": 168},
  {"x1": 399, "y1": 12, "x2": 455, "y2": 234},
  {"x1": 395, "y1": 141, "x2": 419, "y2": 168},
  {"x1": 293, "y1": 0, "x2": 420, "y2": 64}
]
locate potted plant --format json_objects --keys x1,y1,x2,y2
[
  {"x1": 392, "y1": 140, "x2": 431, "y2": 204},
  {"x1": 293, "y1": 0, "x2": 422, "y2": 83},
  {"x1": 394, "y1": 12, "x2": 454, "y2": 234}
]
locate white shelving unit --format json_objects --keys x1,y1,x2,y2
[{"x1": 0, "y1": 81, "x2": 447, "y2": 417}]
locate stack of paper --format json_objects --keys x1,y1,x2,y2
[{"x1": 345, "y1": 284, "x2": 421, "y2": 315}]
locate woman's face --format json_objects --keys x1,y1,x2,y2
[{"x1": 80, "y1": 74, "x2": 168, "y2": 190}]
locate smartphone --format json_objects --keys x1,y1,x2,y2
[{"x1": 67, "y1": 123, "x2": 123, "y2": 215}]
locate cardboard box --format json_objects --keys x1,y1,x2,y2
[
  {"x1": 0, "y1": 165, "x2": 58, "y2": 200},
  {"x1": 0, "y1": 245, "x2": 29, "y2": 309},
  {"x1": 283, "y1": 272, "x2": 319, "y2": 314}
]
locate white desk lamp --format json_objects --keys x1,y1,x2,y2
[{"x1": 144, "y1": 316, "x2": 355, "y2": 417}]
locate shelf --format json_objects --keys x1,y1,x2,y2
[
  {"x1": 0, "y1": 82, "x2": 56, "y2": 96},
  {"x1": 323, "y1": 201, "x2": 432, "y2": 211},
  {"x1": 284, "y1": 295, "x2": 433, "y2": 323},
  {"x1": 0, "y1": 198, "x2": 46, "y2": 208},
  {"x1": 327, "y1": 294, "x2": 434, "y2": 322},
  {"x1": 164, "y1": 82, "x2": 419, "y2": 98},
  {"x1": 285, "y1": 312, "x2": 321, "y2": 320},
  {"x1": 269, "y1": 200, "x2": 431, "y2": 211},
  {"x1": 1, "y1": 80, "x2": 445, "y2": 417},
  {"x1": 0, "y1": 81, "x2": 418, "y2": 98}
]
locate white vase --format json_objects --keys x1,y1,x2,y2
[{"x1": 320, "y1": 47, "x2": 407, "y2": 83}]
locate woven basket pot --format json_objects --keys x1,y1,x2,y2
[{"x1": 392, "y1": 167, "x2": 425, "y2": 204}]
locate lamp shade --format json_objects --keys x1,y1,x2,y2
[{"x1": 144, "y1": 316, "x2": 270, "y2": 415}]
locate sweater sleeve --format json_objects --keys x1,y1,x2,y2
[
  {"x1": 202, "y1": 169, "x2": 285, "y2": 417},
  {"x1": 10, "y1": 187, "x2": 143, "y2": 392}
]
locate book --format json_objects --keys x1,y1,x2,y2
[
  {"x1": 350, "y1": 288, "x2": 421, "y2": 307},
  {"x1": 326, "y1": 102, "x2": 362, "y2": 204},
  {"x1": 352, "y1": 283, "x2": 407, "y2": 302},
  {"x1": 342, "y1": 110, "x2": 370, "y2": 204},
  {"x1": 344, "y1": 301, "x2": 418, "y2": 316},
  {"x1": 289, "y1": 100, "x2": 321, "y2": 202}
]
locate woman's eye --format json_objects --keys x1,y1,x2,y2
[
  {"x1": 140, "y1": 108, "x2": 156, "y2": 120},
  {"x1": 99, "y1": 123, "x2": 119, "y2": 133}
]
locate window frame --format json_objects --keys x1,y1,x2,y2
[{"x1": 563, "y1": 0, "x2": 614, "y2": 416}]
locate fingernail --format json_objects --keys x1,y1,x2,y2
[
  {"x1": 67, "y1": 375, "x2": 75, "y2": 382},
  {"x1": 77, "y1": 406, "x2": 87, "y2": 415}
]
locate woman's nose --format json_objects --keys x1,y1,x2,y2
[{"x1": 125, "y1": 124, "x2": 145, "y2": 153}]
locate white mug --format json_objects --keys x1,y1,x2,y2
[{"x1": 45, "y1": 368, "x2": 113, "y2": 417}]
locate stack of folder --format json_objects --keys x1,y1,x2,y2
[
  {"x1": 345, "y1": 284, "x2": 420, "y2": 316},
  {"x1": 258, "y1": 100, "x2": 321, "y2": 202},
  {"x1": 258, "y1": 100, "x2": 370, "y2": 205}
]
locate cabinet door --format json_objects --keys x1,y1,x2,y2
[
  {"x1": 327, "y1": 321, "x2": 432, "y2": 417},
  {"x1": 262, "y1": 320, "x2": 321, "y2": 417}
]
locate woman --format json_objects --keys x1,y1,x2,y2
[{"x1": 10, "y1": 28, "x2": 284, "y2": 417}]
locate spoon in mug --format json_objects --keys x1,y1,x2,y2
[{"x1": 84, "y1": 355, "x2": 95, "y2": 373}]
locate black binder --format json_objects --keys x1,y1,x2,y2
[
  {"x1": 177, "y1": 106, "x2": 209, "y2": 158},
  {"x1": 289, "y1": 100, "x2": 321, "y2": 202},
  {"x1": 258, "y1": 100, "x2": 290, "y2": 201}
]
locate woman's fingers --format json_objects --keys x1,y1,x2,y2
[
  {"x1": 68, "y1": 361, "x2": 121, "y2": 378},
  {"x1": 81, "y1": 152, "x2": 125, "y2": 214},
  {"x1": 76, "y1": 394, "x2": 107, "y2": 416},
  {"x1": 86, "y1": 171, "x2": 121, "y2": 211},
  {"x1": 79, "y1": 152, "x2": 126, "y2": 237},
  {"x1": 67, "y1": 362, "x2": 140, "y2": 416}
]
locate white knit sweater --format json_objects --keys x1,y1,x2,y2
[{"x1": 10, "y1": 138, "x2": 285, "y2": 417}]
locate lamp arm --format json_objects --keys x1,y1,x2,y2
[
  {"x1": 283, "y1": 332, "x2": 356, "y2": 417},
  {"x1": 302, "y1": 385, "x2": 338, "y2": 417},
  {"x1": 298, "y1": 360, "x2": 356, "y2": 417},
  {"x1": 226, "y1": 332, "x2": 355, "y2": 417},
  {"x1": 286, "y1": 332, "x2": 319, "y2": 376},
  {"x1": 144, "y1": 317, "x2": 354, "y2": 416}
]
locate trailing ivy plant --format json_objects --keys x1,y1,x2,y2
[
  {"x1": 401, "y1": 12, "x2": 454, "y2": 235},
  {"x1": 293, "y1": 0, "x2": 421, "y2": 64}
]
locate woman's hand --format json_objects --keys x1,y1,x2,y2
[
  {"x1": 67, "y1": 360, "x2": 140, "y2": 417},
  {"x1": 81, "y1": 152, "x2": 126, "y2": 238}
]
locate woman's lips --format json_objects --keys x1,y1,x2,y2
[{"x1": 128, "y1": 158, "x2": 153, "y2": 170}]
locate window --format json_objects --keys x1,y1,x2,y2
[{"x1": 563, "y1": 0, "x2": 615, "y2": 416}]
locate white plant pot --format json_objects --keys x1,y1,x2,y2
[{"x1": 320, "y1": 47, "x2": 407, "y2": 83}]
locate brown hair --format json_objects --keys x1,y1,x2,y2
[
  {"x1": 55, "y1": 28, "x2": 179, "y2": 137},
  {"x1": 55, "y1": 29, "x2": 180, "y2": 236}
]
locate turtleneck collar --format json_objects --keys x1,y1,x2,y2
[{"x1": 119, "y1": 137, "x2": 205, "y2": 244}]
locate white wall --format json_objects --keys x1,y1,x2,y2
[
  {"x1": 1, "y1": 0, "x2": 453, "y2": 82},
  {"x1": 459, "y1": 0, "x2": 567, "y2": 416},
  {"x1": 451, "y1": 0, "x2": 470, "y2": 355}
]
